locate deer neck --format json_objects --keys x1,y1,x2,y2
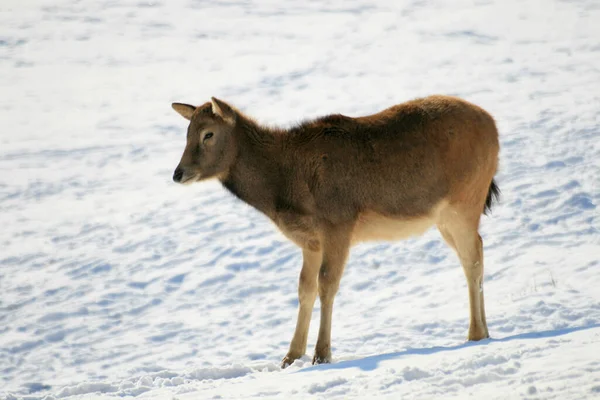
[{"x1": 219, "y1": 118, "x2": 283, "y2": 217}]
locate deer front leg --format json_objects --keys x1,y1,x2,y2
[
  {"x1": 281, "y1": 248, "x2": 323, "y2": 368},
  {"x1": 313, "y1": 225, "x2": 351, "y2": 364}
]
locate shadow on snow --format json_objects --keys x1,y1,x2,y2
[{"x1": 297, "y1": 323, "x2": 600, "y2": 373}]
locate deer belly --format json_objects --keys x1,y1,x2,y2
[{"x1": 352, "y1": 212, "x2": 436, "y2": 243}]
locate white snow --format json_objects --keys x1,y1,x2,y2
[{"x1": 1, "y1": 0, "x2": 599, "y2": 399}]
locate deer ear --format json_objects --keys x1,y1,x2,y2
[
  {"x1": 172, "y1": 103, "x2": 196, "y2": 120},
  {"x1": 210, "y1": 97, "x2": 236, "y2": 125}
]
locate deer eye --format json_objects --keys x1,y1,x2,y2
[{"x1": 203, "y1": 132, "x2": 214, "y2": 142}]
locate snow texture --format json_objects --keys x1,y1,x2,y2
[{"x1": 1, "y1": 0, "x2": 599, "y2": 398}]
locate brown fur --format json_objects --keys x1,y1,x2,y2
[{"x1": 171, "y1": 95, "x2": 500, "y2": 367}]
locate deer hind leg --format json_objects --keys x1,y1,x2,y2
[
  {"x1": 438, "y1": 207, "x2": 489, "y2": 341},
  {"x1": 282, "y1": 248, "x2": 323, "y2": 368},
  {"x1": 313, "y1": 225, "x2": 352, "y2": 364}
]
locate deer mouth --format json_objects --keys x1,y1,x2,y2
[{"x1": 180, "y1": 174, "x2": 199, "y2": 185}]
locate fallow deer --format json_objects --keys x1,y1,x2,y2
[{"x1": 171, "y1": 95, "x2": 500, "y2": 367}]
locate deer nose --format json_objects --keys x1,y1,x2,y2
[{"x1": 173, "y1": 167, "x2": 184, "y2": 183}]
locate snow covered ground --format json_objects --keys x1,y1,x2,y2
[{"x1": 1, "y1": 0, "x2": 599, "y2": 398}]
